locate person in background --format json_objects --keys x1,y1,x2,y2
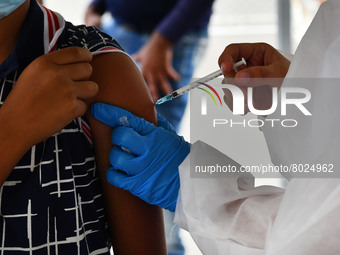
[{"x1": 85, "y1": 0, "x2": 214, "y2": 254}]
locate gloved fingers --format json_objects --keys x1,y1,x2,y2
[
  {"x1": 106, "y1": 167, "x2": 131, "y2": 190},
  {"x1": 109, "y1": 146, "x2": 134, "y2": 169},
  {"x1": 111, "y1": 126, "x2": 148, "y2": 156},
  {"x1": 91, "y1": 103, "x2": 157, "y2": 135},
  {"x1": 91, "y1": 103, "x2": 124, "y2": 126},
  {"x1": 109, "y1": 146, "x2": 149, "y2": 176},
  {"x1": 156, "y1": 113, "x2": 176, "y2": 133},
  {"x1": 106, "y1": 167, "x2": 147, "y2": 193}
]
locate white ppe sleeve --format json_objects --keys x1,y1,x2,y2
[
  {"x1": 174, "y1": 140, "x2": 284, "y2": 255},
  {"x1": 174, "y1": 141, "x2": 340, "y2": 255},
  {"x1": 277, "y1": 50, "x2": 294, "y2": 62}
]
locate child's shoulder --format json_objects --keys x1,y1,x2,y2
[{"x1": 57, "y1": 22, "x2": 124, "y2": 54}]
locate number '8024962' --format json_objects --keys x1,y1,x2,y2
[{"x1": 290, "y1": 164, "x2": 334, "y2": 173}]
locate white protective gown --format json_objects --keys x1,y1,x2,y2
[{"x1": 174, "y1": 1, "x2": 340, "y2": 254}]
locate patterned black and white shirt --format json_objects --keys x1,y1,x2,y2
[{"x1": 0, "y1": 1, "x2": 125, "y2": 254}]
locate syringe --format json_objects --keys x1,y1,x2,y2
[{"x1": 155, "y1": 58, "x2": 246, "y2": 105}]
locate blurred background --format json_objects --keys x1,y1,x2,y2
[{"x1": 42, "y1": 0, "x2": 324, "y2": 254}]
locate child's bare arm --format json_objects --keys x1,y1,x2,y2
[{"x1": 86, "y1": 52, "x2": 167, "y2": 255}]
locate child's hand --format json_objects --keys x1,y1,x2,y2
[{"x1": 1, "y1": 47, "x2": 98, "y2": 147}]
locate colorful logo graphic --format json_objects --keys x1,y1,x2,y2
[{"x1": 197, "y1": 82, "x2": 223, "y2": 106}]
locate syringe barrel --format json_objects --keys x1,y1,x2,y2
[
  {"x1": 172, "y1": 69, "x2": 223, "y2": 98},
  {"x1": 195, "y1": 69, "x2": 223, "y2": 84},
  {"x1": 171, "y1": 59, "x2": 246, "y2": 99}
]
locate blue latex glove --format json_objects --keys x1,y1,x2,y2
[{"x1": 91, "y1": 103, "x2": 190, "y2": 212}]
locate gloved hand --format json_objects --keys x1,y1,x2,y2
[{"x1": 91, "y1": 103, "x2": 190, "y2": 211}]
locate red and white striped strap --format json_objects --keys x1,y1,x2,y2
[{"x1": 38, "y1": 4, "x2": 65, "y2": 54}]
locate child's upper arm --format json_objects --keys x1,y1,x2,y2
[{"x1": 86, "y1": 52, "x2": 166, "y2": 255}]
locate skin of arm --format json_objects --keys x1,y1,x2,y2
[{"x1": 86, "y1": 52, "x2": 167, "y2": 255}]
